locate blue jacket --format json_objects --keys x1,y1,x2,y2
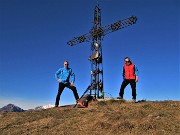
[{"x1": 55, "y1": 67, "x2": 75, "y2": 84}]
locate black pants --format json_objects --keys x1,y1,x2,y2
[
  {"x1": 119, "y1": 79, "x2": 136, "y2": 99},
  {"x1": 55, "y1": 83, "x2": 79, "y2": 106}
]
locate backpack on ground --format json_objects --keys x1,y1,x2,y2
[{"x1": 77, "y1": 94, "x2": 93, "y2": 108}]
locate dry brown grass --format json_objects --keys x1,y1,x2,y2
[{"x1": 0, "y1": 100, "x2": 180, "y2": 135}]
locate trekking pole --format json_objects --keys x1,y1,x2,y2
[{"x1": 74, "y1": 85, "x2": 91, "y2": 108}]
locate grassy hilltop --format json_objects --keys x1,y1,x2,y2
[{"x1": 0, "y1": 100, "x2": 180, "y2": 135}]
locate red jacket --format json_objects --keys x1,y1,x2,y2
[{"x1": 123, "y1": 63, "x2": 136, "y2": 79}]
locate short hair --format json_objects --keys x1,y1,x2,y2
[
  {"x1": 124, "y1": 57, "x2": 130, "y2": 61},
  {"x1": 64, "y1": 61, "x2": 69, "y2": 64}
]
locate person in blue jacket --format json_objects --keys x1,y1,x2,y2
[{"x1": 55, "y1": 61, "x2": 79, "y2": 107}]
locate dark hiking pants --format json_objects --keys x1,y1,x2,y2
[
  {"x1": 119, "y1": 79, "x2": 136, "y2": 99},
  {"x1": 55, "y1": 83, "x2": 79, "y2": 106}
]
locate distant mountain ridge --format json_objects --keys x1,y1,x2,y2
[
  {"x1": 0, "y1": 104, "x2": 55, "y2": 112},
  {"x1": 0, "y1": 104, "x2": 25, "y2": 112},
  {"x1": 35, "y1": 104, "x2": 54, "y2": 110}
]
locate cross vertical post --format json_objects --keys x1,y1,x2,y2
[{"x1": 89, "y1": 5, "x2": 104, "y2": 99}]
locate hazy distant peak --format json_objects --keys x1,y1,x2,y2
[
  {"x1": 0, "y1": 104, "x2": 25, "y2": 112},
  {"x1": 35, "y1": 104, "x2": 54, "y2": 110}
]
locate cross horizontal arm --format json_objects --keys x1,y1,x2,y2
[
  {"x1": 102, "y1": 16, "x2": 137, "y2": 36},
  {"x1": 67, "y1": 33, "x2": 92, "y2": 46},
  {"x1": 67, "y1": 16, "x2": 137, "y2": 46}
]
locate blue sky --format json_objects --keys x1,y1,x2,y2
[{"x1": 0, "y1": 0, "x2": 179, "y2": 109}]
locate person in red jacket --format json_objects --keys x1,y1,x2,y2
[{"x1": 117, "y1": 57, "x2": 139, "y2": 102}]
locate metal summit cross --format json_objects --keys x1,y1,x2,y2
[{"x1": 67, "y1": 5, "x2": 137, "y2": 99}]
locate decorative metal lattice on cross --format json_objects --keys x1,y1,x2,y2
[{"x1": 67, "y1": 5, "x2": 137, "y2": 99}]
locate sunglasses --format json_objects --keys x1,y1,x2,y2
[
  {"x1": 125, "y1": 61, "x2": 130, "y2": 63},
  {"x1": 64, "y1": 64, "x2": 68, "y2": 65}
]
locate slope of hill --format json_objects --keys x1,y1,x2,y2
[{"x1": 0, "y1": 100, "x2": 179, "y2": 135}]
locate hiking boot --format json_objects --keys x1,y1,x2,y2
[
  {"x1": 54, "y1": 105, "x2": 58, "y2": 107},
  {"x1": 132, "y1": 99, "x2": 136, "y2": 102},
  {"x1": 117, "y1": 96, "x2": 123, "y2": 100}
]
